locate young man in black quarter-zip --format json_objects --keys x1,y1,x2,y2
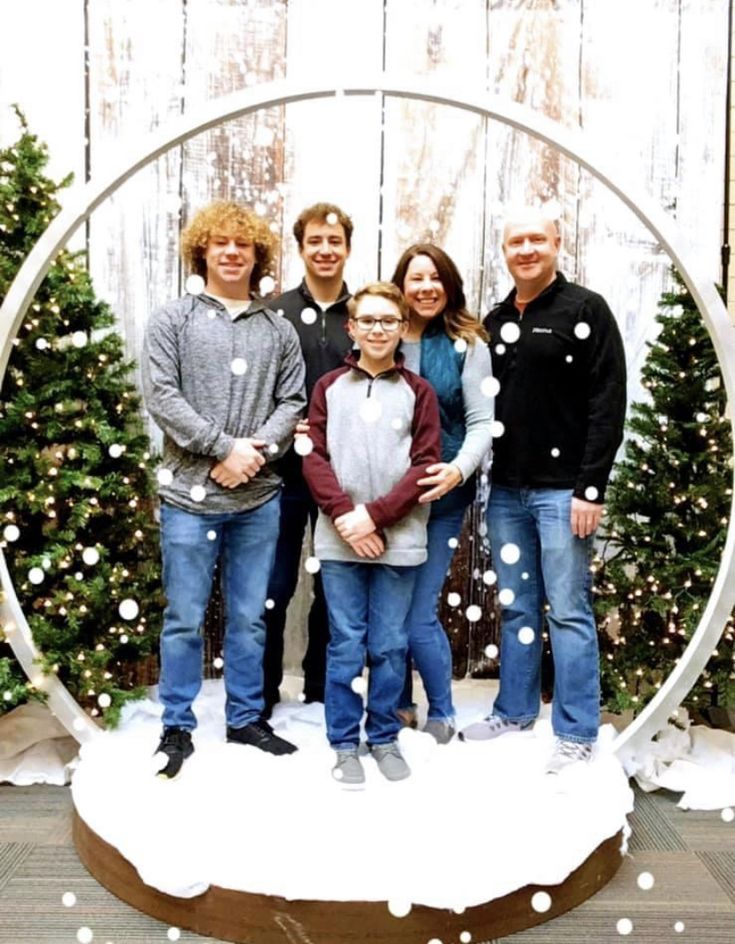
[
  {"x1": 460, "y1": 207, "x2": 626, "y2": 775},
  {"x1": 263, "y1": 203, "x2": 354, "y2": 714}
]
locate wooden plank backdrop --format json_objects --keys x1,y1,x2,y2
[{"x1": 0, "y1": 0, "x2": 729, "y2": 682}]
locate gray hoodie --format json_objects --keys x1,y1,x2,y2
[{"x1": 142, "y1": 292, "x2": 306, "y2": 514}]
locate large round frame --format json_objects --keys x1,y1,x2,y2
[{"x1": 1, "y1": 75, "x2": 734, "y2": 761}]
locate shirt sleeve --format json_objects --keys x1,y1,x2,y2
[
  {"x1": 451, "y1": 340, "x2": 495, "y2": 482},
  {"x1": 141, "y1": 305, "x2": 234, "y2": 460},
  {"x1": 302, "y1": 375, "x2": 355, "y2": 520},
  {"x1": 250, "y1": 319, "x2": 307, "y2": 460},
  {"x1": 365, "y1": 377, "x2": 441, "y2": 529},
  {"x1": 574, "y1": 295, "x2": 627, "y2": 502}
]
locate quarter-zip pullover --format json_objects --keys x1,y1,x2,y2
[
  {"x1": 273, "y1": 279, "x2": 353, "y2": 402},
  {"x1": 303, "y1": 352, "x2": 441, "y2": 565},
  {"x1": 483, "y1": 272, "x2": 626, "y2": 501},
  {"x1": 142, "y1": 292, "x2": 306, "y2": 513}
]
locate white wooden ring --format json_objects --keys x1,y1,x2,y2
[{"x1": 1, "y1": 74, "x2": 733, "y2": 758}]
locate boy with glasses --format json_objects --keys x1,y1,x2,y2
[{"x1": 302, "y1": 283, "x2": 441, "y2": 786}]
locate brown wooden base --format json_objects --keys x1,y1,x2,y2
[{"x1": 72, "y1": 808, "x2": 624, "y2": 943}]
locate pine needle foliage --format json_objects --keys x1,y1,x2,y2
[
  {"x1": 0, "y1": 107, "x2": 162, "y2": 725},
  {"x1": 595, "y1": 270, "x2": 734, "y2": 713}
]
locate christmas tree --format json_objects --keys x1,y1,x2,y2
[
  {"x1": 595, "y1": 270, "x2": 735, "y2": 714},
  {"x1": 0, "y1": 107, "x2": 162, "y2": 724}
]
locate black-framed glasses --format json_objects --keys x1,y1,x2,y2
[{"x1": 351, "y1": 316, "x2": 405, "y2": 332}]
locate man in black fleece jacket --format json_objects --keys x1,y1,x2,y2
[
  {"x1": 263, "y1": 202, "x2": 354, "y2": 714},
  {"x1": 460, "y1": 207, "x2": 626, "y2": 775}
]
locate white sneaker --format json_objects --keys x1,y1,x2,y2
[
  {"x1": 545, "y1": 738, "x2": 593, "y2": 774},
  {"x1": 458, "y1": 716, "x2": 534, "y2": 741}
]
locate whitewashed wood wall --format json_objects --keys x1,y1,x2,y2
[
  {"x1": 0, "y1": 1, "x2": 728, "y2": 383},
  {"x1": 0, "y1": 0, "x2": 729, "y2": 673}
]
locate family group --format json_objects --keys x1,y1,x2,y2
[{"x1": 142, "y1": 198, "x2": 626, "y2": 786}]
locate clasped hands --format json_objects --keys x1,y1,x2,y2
[
  {"x1": 210, "y1": 438, "x2": 266, "y2": 488},
  {"x1": 334, "y1": 504, "x2": 385, "y2": 559}
]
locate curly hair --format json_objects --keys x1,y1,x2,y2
[
  {"x1": 390, "y1": 243, "x2": 488, "y2": 344},
  {"x1": 293, "y1": 202, "x2": 353, "y2": 249},
  {"x1": 347, "y1": 281, "x2": 409, "y2": 321},
  {"x1": 180, "y1": 201, "x2": 277, "y2": 288}
]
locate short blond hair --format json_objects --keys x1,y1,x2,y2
[
  {"x1": 180, "y1": 201, "x2": 277, "y2": 288},
  {"x1": 348, "y1": 281, "x2": 409, "y2": 321}
]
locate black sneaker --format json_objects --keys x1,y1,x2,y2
[
  {"x1": 155, "y1": 726, "x2": 194, "y2": 779},
  {"x1": 226, "y1": 718, "x2": 298, "y2": 755}
]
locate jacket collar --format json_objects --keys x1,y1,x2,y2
[
  {"x1": 298, "y1": 278, "x2": 351, "y2": 309},
  {"x1": 197, "y1": 292, "x2": 270, "y2": 317},
  {"x1": 500, "y1": 271, "x2": 567, "y2": 312},
  {"x1": 344, "y1": 349, "x2": 405, "y2": 378}
]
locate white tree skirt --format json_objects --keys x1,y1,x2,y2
[{"x1": 71, "y1": 678, "x2": 633, "y2": 909}]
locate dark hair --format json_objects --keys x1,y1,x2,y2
[
  {"x1": 390, "y1": 243, "x2": 488, "y2": 343},
  {"x1": 293, "y1": 202, "x2": 354, "y2": 249}
]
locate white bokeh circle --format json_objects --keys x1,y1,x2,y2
[{"x1": 0, "y1": 76, "x2": 732, "y2": 761}]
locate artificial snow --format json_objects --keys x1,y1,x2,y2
[
  {"x1": 0, "y1": 702, "x2": 77, "y2": 786},
  {"x1": 624, "y1": 709, "x2": 735, "y2": 811},
  {"x1": 71, "y1": 678, "x2": 633, "y2": 908}
]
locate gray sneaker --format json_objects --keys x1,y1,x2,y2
[
  {"x1": 422, "y1": 719, "x2": 456, "y2": 745},
  {"x1": 332, "y1": 749, "x2": 366, "y2": 787},
  {"x1": 545, "y1": 738, "x2": 593, "y2": 775},
  {"x1": 370, "y1": 742, "x2": 411, "y2": 781},
  {"x1": 459, "y1": 715, "x2": 534, "y2": 741}
]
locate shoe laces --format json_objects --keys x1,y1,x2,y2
[
  {"x1": 373, "y1": 742, "x2": 402, "y2": 759},
  {"x1": 554, "y1": 739, "x2": 592, "y2": 761}
]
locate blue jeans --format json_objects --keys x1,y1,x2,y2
[
  {"x1": 398, "y1": 503, "x2": 469, "y2": 720},
  {"x1": 158, "y1": 496, "x2": 280, "y2": 730},
  {"x1": 321, "y1": 561, "x2": 418, "y2": 749},
  {"x1": 487, "y1": 486, "x2": 599, "y2": 743},
  {"x1": 264, "y1": 479, "x2": 329, "y2": 706}
]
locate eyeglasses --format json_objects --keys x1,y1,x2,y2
[{"x1": 350, "y1": 316, "x2": 405, "y2": 332}]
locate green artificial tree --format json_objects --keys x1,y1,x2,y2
[
  {"x1": 595, "y1": 269, "x2": 735, "y2": 714},
  {"x1": 0, "y1": 107, "x2": 162, "y2": 724}
]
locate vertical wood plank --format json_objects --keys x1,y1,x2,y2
[
  {"x1": 577, "y1": 0, "x2": 682, "y2": 403},
  {"x1": 382, "y1": 0, "x2": 488, "y2": 309},
  {"x1": 279, "y1": 0, "x2": 385, "y2": 292},
  {"x1": 677, "y1": 0, "x2": 728, "y2": 279},
  {"x1": 181, "y1": 0, "x2": 288, "y2": 288},
  {"x1": 483, "y1": 0, "x2": 584, "y2": 311},
  {"x1": 87, "y1": 0, "x2": 185, "y2": 369}
]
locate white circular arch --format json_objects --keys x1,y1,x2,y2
[{"x1": 1, "y1": 74, "x2": 734, "y2": 758}]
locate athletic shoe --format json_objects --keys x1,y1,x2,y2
[
  {"x1": 155, "y1": 726, "x2": 193, "y2": 779},
  {"x1": 545, "y1": 738, "x2": 593, "y2": 774},
  {"x1": 332, "y1": 749, "x2": 366, "y2": 788},
  {"x1": 370, "y1": 742, "x2": 411, "y2": 781},
  {"x1": 458, "y1": 715, "x2": 534, "y2": 741},
  {"x1": 226, "y1": 718, "x2": 297, "y2": 755}
]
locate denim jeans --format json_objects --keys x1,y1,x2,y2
[
  {"x1": 263, "y1": 479, "x2": 329, "y2": 706},
  {"x1": 398, "y1": 502, "x2": 469, "y2": 720},
  {"x1": 321, "y1": 561, "x2": 418, "y2": 749},
  {"x1": 158, "y1": 495, "x2": 280, "y2": 730},
  {"x1": 487, "y1": 486, "x2": 599, "y2": 743}
]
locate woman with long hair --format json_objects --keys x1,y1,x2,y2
[{"x1": 391, "y1": 244, "x2": 494, "y2": 743}]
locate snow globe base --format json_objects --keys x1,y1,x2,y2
[{"x1": 72, "y1": 810, "x2": 623, "y2": 943}]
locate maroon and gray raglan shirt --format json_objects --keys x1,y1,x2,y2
[{"x1": 303, "y1": 353, "x2": 441, "y2": 566}]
